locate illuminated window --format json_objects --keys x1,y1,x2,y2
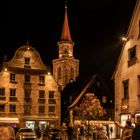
[
  {"x1": 10, "y1": 73, "x2": 16, "y2": 82},
  {"x1": 39, "y1": 90, "x2": 45, "y2": 98},
  {"x1": 39, "y1": 76, "x2": 45, "y2": 84},
  {"x1": 10, "y1": 104, "x2": 16, "y2": 112},
  {"x1": 48, "y1": 106, "x2": 55, "y2": 114},
  {"x1": 25, "y1": 75, "x2": 30, "y2": 83},
  {"x1": 10, "y1": 89, "x2": 16, "y2": 96},
  {"x1": 123, "y1": 80, "x2": 129, "y2": 99},
  {"x1": 49, "y1": 91, "x2": 54, "y2": 99},
  {"x1": 25, "y1": 57, "x2": 30, "y2": 65},
  {"x1": 0, "y1": 105, "x2": 5, "y2": 112},
  {"x1": 39, "y1": 106, "x2": 45, "y2": 114}
]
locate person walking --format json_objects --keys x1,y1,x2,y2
[
  {"x1": 61, "y1": 123, "x2": 68, "y2": 140},
  {"x1": 132, "y1": 116, "x2": 140, "y2": 140},
  {"x1": 115, "y1": 119, "x2": 133, "y2": 140}
]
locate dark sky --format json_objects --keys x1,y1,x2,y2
[{"x1": 1, "y1": 0, "x2": 137, "y2": 88}]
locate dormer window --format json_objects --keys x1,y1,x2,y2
[
  {"x1": 24, "y1": 58, "x2": 31, "y2": 69},
  {"x1": 25, "y1": 57, "x2": 30, "y2": 65},
  {"x1": 10, "y1": 73, "x2": 16, "y2": 83},
  {"x1": 39, "y1": 76, "x2": 45, "y2": 84}
]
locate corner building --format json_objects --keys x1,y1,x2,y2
[
  {"x1": 0, "y1": 45, "x2": 61, "y2": 130},
  {"x1": 113, "y1": 0, "x2": 140, "y2": 137}
]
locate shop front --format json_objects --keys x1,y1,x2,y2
[{"x1": 0, "y1": 117, "x2": 19, "y2": 128}]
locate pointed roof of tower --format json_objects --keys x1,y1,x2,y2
[{"x1": 60, "y1": 1, "x2": 72, "y2": 42}]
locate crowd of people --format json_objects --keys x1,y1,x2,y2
[
  {"x1": 115, "y1": 116, "x2": 140, "y2": 140},
  {"x1": 0, "y1": 117, "x2": 140, "y2": 140}
]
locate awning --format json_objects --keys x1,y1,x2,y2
[{"x1": 0, "y1": 117, "x2": 19, "y2": 123}]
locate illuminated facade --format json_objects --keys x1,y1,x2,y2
[
  {"x1": 0, "y1": 45, "x2": 61, "y2": 130},
  {"x1": 53, "y1": 3, "x2": 79, "y2": 90},
  {"x1": 113, "y1": 0, "x2": 140, "y2": 137}
]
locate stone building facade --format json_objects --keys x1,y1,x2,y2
[
  {"x1": 53, "y1": 4, "x2": 79, "y2": 91},
  {"x1": 0, "y1": 45, "x2": 61, "y2": 130},
  {"x1": 113, "y1": 0, "x2": 140, "y2": 136}
]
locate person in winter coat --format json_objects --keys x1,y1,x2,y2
[
  {"x1": 132, "y1": 116, "x2": 140, "y2": 140},
  {"x1": 115, "y1": 119, "x2": 133, "y2": 140}
]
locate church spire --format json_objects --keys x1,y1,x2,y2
[{"x1": 60, "y1": 1, "x2": 72, "y2": 42}]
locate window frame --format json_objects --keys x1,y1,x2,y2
[
  {"x1": 9, "y1": 104, "x2": 16, "y2": 113},
  {"x1": 39, "y1": 105, "x2": 45, "y2": 114},
  {"x1": 123, "y1": 80, "x2": 129, "y2": 99}
]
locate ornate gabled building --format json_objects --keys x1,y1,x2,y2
[
  {"x1": 52, "y1": 3, "x2": 79, "y2": 91},
  {"x1": 0, "y1": 44, "x2": 61, "y2": 130},
  {"x1": 112, "y1": 0, "x2": 140, "y2": 137}
]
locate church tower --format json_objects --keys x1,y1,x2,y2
[{"x1": 53, "y1": 3, "x2": 79, "y2": 90}]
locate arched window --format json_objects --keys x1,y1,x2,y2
[
  {"x1": 58, "y1": 67, "x2": 61, "y2": 80},
  {"x1": 70, "y1": 67, "x2": 74, "y2": 79}
]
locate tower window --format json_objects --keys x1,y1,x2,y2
[
  {"x1": 58, "y1": 67, "x2": 61, "y2": 80},
  {"x1": 123, "y1": 80, "x2": 129, "y2": 99},
  {"x1": 70, "y1": 67, "x2": 74, "y2": 79}
]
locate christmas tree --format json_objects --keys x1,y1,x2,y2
[
  {"x1": 74, "y1": 92, "x2": 106, "y2": 120},
  {"x1": 73, "y1": 92, "x2": 108, "y2": 139}
]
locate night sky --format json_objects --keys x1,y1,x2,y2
[{"x1": 1, "y1": 0, "x2": 137, "y2": 89}]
